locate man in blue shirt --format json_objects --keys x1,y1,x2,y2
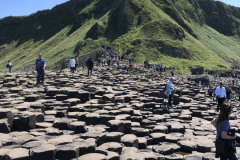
[{"x1": 35, "y1": 54, "x2": 46, "y2": 85}]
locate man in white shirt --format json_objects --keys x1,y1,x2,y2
[
  {"x1": 215, "y1": 82, "x2": 226, "y2": 112},
  {"x1": 69, "y1": 57, "x2": 76, "y2": 73},
  {"x1": 165, "y1": 77, "x2": 175, "y2": 109}
]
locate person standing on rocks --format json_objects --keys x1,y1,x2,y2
[
  {"x1": 171, "y1": 70, "x2": 174, "y2": 77},
  {"x1": 35, "y1": 54, "x2": 46, "y2": 85},
  {"x1": 215, "y1": 82, "x2": 226, "y2": 112},
  {"x1": 87, "y1": 58, "x2": 94, "y2": 77},
  {"x1": 208, "y1": 87, "x2": 213, "y2": 100},
  {"x1": 212, "y1": 103, "x2": 237, "y2": 159},
  {"x1": 83, "y1": 57, "x2": 88, "y2": 70},
  {"x1": 165, "y1": 77, "x2": 175, "y2": 109},
  {"x1": 129, "y1": 56, "x2": 131, "y2": 64},
  {"x1": 8, "y1": 60, "x2": 13, "y2": 73},
  {"x1": 69, "y1": 57, "x2": 76, "y2": 74},
  {"x1": 74, "y1": 56, "x2": 78, "y2": 72},
  {"x1": 226, "y1": 87, "x2": 231, "y2": 102}
]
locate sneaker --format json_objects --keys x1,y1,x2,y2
[{"x1": 170, "y1": 106, "x2": 175, "y2": 109}]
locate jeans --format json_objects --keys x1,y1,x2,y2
[
  {"x1": 88, "y1": 68, "x2": 92, "y2": 77},
  {"x1": 217, "y1": 98, "x2": 225, "y2": 112},
  {"x1": 168, "y1": 93, "x2": 173, "y2": 106},
  {"x1": 75, "y1": 64, "x2": 78, "y2": 71},
  {"x1": 37, "y1": 67, "x2": 44, "y2": 84},
  {"x1": 70, "y1": 67, "x2": 75, "y2": 73},
  {"x1": 9, "y1": 66, "x2": 12, "y2": 73},
  {"x1": 220, "y1": 148, "x2": 238, "y2": 160}
]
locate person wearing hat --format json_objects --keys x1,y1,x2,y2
[
  {"x1": 215, "y1": 82, "x2": 226, "y2": 112},
  {"x1": 165, "y1": 77, "x2": 175, "y2": 109}
]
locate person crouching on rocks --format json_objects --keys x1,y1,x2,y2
[
  {"x1": 165, "y1": 77, "x2": 175, "y2": 109},
  {"x1": 212, "y1": 103, "x2": 237, "y2": 159}
]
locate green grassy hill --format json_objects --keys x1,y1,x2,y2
[{"x1": 0, "y1": 0, "x2": 240, "y2": 70}]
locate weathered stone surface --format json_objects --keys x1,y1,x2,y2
[
  {"x1": 30, "y1": 144, "x2": 56, "y2": 160},
  {"x1": 74, "y1": 138, "x2": 96, "y2": 156},
  {"x1": 6, "y1": 148, "x2": 29, "y2": 160},
  {"x1": 78, "y1": 153, "x2": 106, "y2": 160},
  {"x1": 0, "y1": 119, "x2": 10, "y2": 133},
  {"x1": 68, "y1": 121, "x2": 86, "y2": 133},
  {"x1": 12, "y1": 112, "x2": 36, "y2": 131},
  {"x1": 121, "y1": 134, "x2": 138, "y2": 147},
  {"x1": 56, "y1": 144, "x2": 79, "y2": 159},
  {"x1": 0, "y1": 58, "x2": 239, "y2": 160}
]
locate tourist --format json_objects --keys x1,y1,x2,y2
[
  {"x1": 8, "y1": 60, "x2": 13, "y2": 73},
  {"x1": 75, "y1": 56, "x2": 78, "y2": 72},
  {"x1": 165, "y1": 77, "x2": 175, "y2": 109},
  {"x1": 83, "y1": 57, "x2": 88, "y2": 70},
  {"x1": 98, "y1": 57, "x2": 101, "y2": 67},
  {"x1": 87, "y1": 58, "x2": 94, "y2": 77},
  {"x1": 212, "y1": 103, "x2": 237, "y2": 159},
  {"x1": 226, "y1": 88, "x2": 231, "y2": 102},
  {"x1": 69, "y1": 57, "x2": 76, "y2": 74},
  {"x1": 117, "y1": 60, "x2": 120, "y2": 68},
  {"x1": 107, "y1": 57, "x2": 110, "y2": 66},
  {"x1": 35, "y1": 54, "x2": 46, "y2": 85},
  {"x1": 129, "y1": 56, "x2": 131, "y2": 64},
  {"x1": 215, "y1": 82, "x2": 226, "y2": 112},
  {"x1": 208, "y1": 87, "x2": 213, "y2": 100},
  {"x1": 171, "y1": 70, "x2": 174, "y2": 77},
  {"x1": 232, "y1": 79, "x2": 235, "y2": 86}
]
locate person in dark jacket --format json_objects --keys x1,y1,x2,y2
[
  {"x1": 226, "y1": 87, "x2": 231, "y2": 102},
  {"x1": 87, "y1": 58, "x2": 94, "y2": 77}
]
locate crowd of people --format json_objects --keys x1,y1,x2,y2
[{"x1": 3, "y1": 44, "x2": 240, "y2": 159}]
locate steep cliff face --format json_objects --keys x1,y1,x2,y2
[{"x1": 0, "y1": 0, "x2": 240, "y2": 69}]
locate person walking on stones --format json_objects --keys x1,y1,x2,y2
[
  {"x1": 35, "y1": 54, "x2": 46, "y2": 85},
  {"x1": 74, "y1": 56, "x2": 78, "y2": 72},
  {"x1": 8, "y1": 60, "x2": 13, "y2": 73},
  {"x1": 165, "y1": 77, "x2": 175, "y2": 109},
  {"x1": 129, "y1": 56, "x2": 132, "y2": 64},
  {"x1": 215, "y1": 82, "x2": 226, "y2": 112},
  {"x1": 171, "y1": 70, "x2": 174, "y2": 77},
  {"x1": 226, "y1": 87, "x2": 231, "y2": 102},
  {"x1": 87, "y1": 58, "x2": 94, "y2": 77},
  {"x1": 69, "y1": 57, "x2": 76, "y2": 74},
  {"x1": 232, "y1": 79, "x2": 235, "y2": 86},
  {"x1": 208, "y1": 87, "x2": 213, "y2": 100},
  {"x1": 83, "y1": 57, "x2": 88, "y2": 70},
  {"x1": 212, "y1": 103, "x2": 237, "y2": 159},
  {"x1": 107, "y1": 57, "x2": 110, "y2": 66}
]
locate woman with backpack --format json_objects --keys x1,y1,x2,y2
[{"x1": 212, "y1": 103, "x2": 238, "y2": 159}]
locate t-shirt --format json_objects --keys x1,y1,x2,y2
[
  {"x1": 166, "y1": 80, "x2": 174, "y2": 94},
  {"x1": 208, "y1": 89, "x2": 213, "y2": 94},
  {"x1": 69, "y1": 59, "x2": 76, "y2": 67},
  {"x1": 36, "y1": 58, "x2": 46, "y2": 67},
  {"x1": 216, "y1": 120, "x2": 231, "y2": 139}
]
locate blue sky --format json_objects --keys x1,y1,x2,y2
[
  {"x1": 0, "y1": 0, "x2": 69, "y2": 19},
  {"x1": 0, "y1": 0, "x2": 240, "y2": 19}
]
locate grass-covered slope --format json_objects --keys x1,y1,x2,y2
[{"x1": 0, "y1": 0, "x2": 240, "y2": 70}]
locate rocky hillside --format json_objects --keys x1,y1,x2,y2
[{"x1": 1, "y1": 0, "x2": 240, "y2": 70}]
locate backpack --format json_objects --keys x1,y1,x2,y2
[{"x1": 6, "y1": 64, "x2": 9, "y2": 68}]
